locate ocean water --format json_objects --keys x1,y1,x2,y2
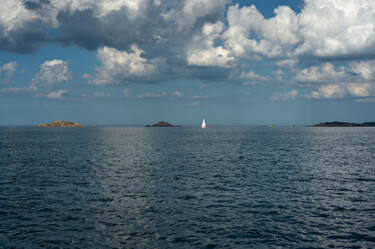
[{"x1": 1, "y1": 127, "x2": 375, "y2": 248}]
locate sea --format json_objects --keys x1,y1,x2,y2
[{"x1": 1, "y1": 126, "x2": 374, "y2": 248}]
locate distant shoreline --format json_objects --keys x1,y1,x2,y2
[{"x1": 314, "y1": 121, "x2": 375, "y2": 127}]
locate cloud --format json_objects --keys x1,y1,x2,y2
[
  {"x1": 295, "y1": 0, "x2": 375, "y2": 58},
  {"x1": 241, "y1": 70, "x2": 269, "y2": 81},
  {"x1": 93, "y1": 91, "x2": 111, "y2": 98},
  {"x1": 0, "y1": 0, "x2": 47, "y2": 53},
  {"x1": 223, "y1": 4, "x2": 300, "y2": 59},
  {"x1": 192, "y1": 95, "x2": 210, "y2": 99},
  {"x1": 270, "y1": 89, "x2": 298, "y2": 101},
  {"x1": 82, "y1": 73, "x2": 92, "y2": 79},
  {"x1": 123, "y1": 88, "x2": 132, "y2": 97},
  {"x1": 137, "y1": 92, "x2": 166, "y2": 99},
  {"x1": 276, "y1": 58, "x2": 299, "y2": 68},
  {"x1": 294, "y1": 63, "x2": 346, "y2": 84},
  {"x1": 307, "y1": 85, "x2": 345, "y2": 99},
  {"x1": 223, "y1": 1, "x2": 375, "y2": 60},
  {"x1": 294, "y1": 60, "x2": 375, "y2": 84},
  {"x1": 32, "y1": 60, "x2": 72, "y2": 90},
  {"x1": 0, "y1": 86, "x2": 37, "y2": 95},
  {"x1": 91, "y1": 45, "x2": 166, "y2": 84},
  {"x1": 171, "y1": 91, "x2": 183, "y2": 98},
  {"x1": 46, "y1": 89, "x2": 70, "y2": 99},
  {"x1": 272, "y1": 69, "x2": 285, "y2": 82},
  {"x1": 0, "y1": 61, "x2": 17, "y2": 83},
  {"x1": 307, "y1": 83, "x2": 372, "y2": 99},
  {"x1": 3, "y1": 0, "x2": 375, "y2": 87},
  {"x1": 186, "y1": 102, "x2": 200, "y2": 106}
]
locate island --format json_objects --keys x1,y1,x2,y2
[
  {"x1": 35, "y1": 120, "x2": 85, "y2": 127},
  {"x1": 146, "y1": 121, "x2": 176, "y2": 127},
  {"x1": 314, "y1": 121, "x2": 375, "y2": 127}
]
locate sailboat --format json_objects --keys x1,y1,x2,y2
[{"x1": 202, "y1": 119, "x2": 206, "y2": 128}]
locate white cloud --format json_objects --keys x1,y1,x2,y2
[
  {"x1": 223, "y1": 4, "x2": 299, "y2": 59},
  {"x1": 348, "y1": 60, "x2": 375, "y2": 80},
  {"x1": 272, "y1": 69, "x2": 285, "y2": 82},
  {"x1": 241, "y1": 70, "x2": 269, "y2": 81},
  {"x1": 276, "y1": 58, "x2": 299, "y2": 68},
  {"x1": 307, "y1": 85, "x2": 345, "y2": 99},
  {"x1": 186, "y1": 102, "x2": 200, "y2": 106},
  {"x1": 32, "y1": 60, "x2": 72, "y2": 90},
  {"x1": 82, "y1": 73, "x2": 92, "y2": 79},
  {"x1": 93, "y1": 91, "x2": 111, "y2": 98},
  {"x1": 346, "y1": 83, "x2": 371, "y2": 97},
  {"x1": 172, "y1": 91, "x2": 183, "y2": 98},
  {"x1": 46, "y1": 89, "x2": 70, "y2": 99},
  {"x1": 294, "y1": 63, "x2": 346, "y2": 84},
  {"x1": 294, "y1": 60, "x2": 375, "y2": 85},
  {"x1": 222, "y1": 1, "x2": 375, "y2": 60},
  {"x1": 187, "y1": 46, "x2": 235, "y2": 68},
  {"x1": 162, "y1": 0, "x2": 228, "y2": 31},
  {"x1": 91, "y1": 45, "x2": 165, "y2": 84},
  {"x1": 0, "y1": 61, "x2": 17, "y2": 83},
  {"x1": 187, "y1": 21, "x2": 235, "y2": 68},
  {"x1": 295, "y1": 0, "x2": 375, "y2": 58},
  {"x1": 270, "y1": 89, "x2": 298, "y2": 100},
  {"x1": 137, "y1": 92, "x2": 166, "y2": 99}
]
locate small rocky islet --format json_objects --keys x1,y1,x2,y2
[
  {"x1": 35, "y1": 120, "x2": 85, "y2": 127},
  {"x1": 146, "y1": 121, "x2": 177, "y2": 127}
]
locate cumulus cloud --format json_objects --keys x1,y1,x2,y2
[
  {"x1": 270, "y1": 89, "x2": 298, "y2": 100},
  {"x1": 223, "y1": 4, "x2": 300, "y2": 59},
  {"x1": 294, "y1": 60, "x2": 375, "y2": 84},
  {"x1": 91, "y1": 45, "x2": 166, "y2": 84},
  {"x1": 307, "y1": 85, "x2": 346, "y2": 99},
  {"x1": 276, "y1": 58, "x2": 299, "y2": 68},
  {"x1": 307, "y1": 83, "x2": 373, "y2": 99},
  {"x1": 0, "y1": 61, "x2": 17, "y2": 83},
  {"x1": 137, "y1": 92, "x2": 166, "y2": 99},
  {"x1": 223, "y1": 0, "x2": 375, "y2": 60},
  {"x1": 272, "y1": 69, "x2": 285, "y2": 82},
  {"x1": 172, "y1": 91, "x2": 183, "y2": 98},
  {"x1": 241, "y1": 70, "x2": 269, "y2": 82},
  {"x1": 4, "y1": 0, "x2": 375, "y2": 87},
  {"x1": 187, "y1": 21, "x2": 235, "y2": 68},
  {"x1": 32, "y1": 60, "x2": 72, "y2": 90},
  {"x1": 46, "y1": 89, "x2": 70, "y2": 99},
  {"x1": 295, "y1": 0, "x2": 375, "y2": 58},
  {"x1": 294, "y1": 60, "x2": 375, "y2": 99}
]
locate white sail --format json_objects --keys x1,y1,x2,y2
[{"x1": 202, "y1": 119, "x2": 206, "y2": 128}]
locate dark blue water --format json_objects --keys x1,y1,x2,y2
[{"x1": 1, "y1": 127, "x2": 375, "y2": 248}]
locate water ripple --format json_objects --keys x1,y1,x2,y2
[{"x1": 1, "y1": 127, "x2": 375, "y2": 248}]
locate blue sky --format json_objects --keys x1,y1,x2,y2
[{"x1": 1, "y1": 0, "x2": 375, "y2": 126}]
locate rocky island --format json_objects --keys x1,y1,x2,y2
[
  {"x1": 314, "y1": 121, "x2": 375, "y2": 127},
  {"x1": 35, "y1": 120, "x2": 85, "y2": 127},
  {"x1": 146, "y1": 121, "x2": 176, "y2": 127}
]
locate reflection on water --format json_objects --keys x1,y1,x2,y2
[{"x1": 1, "y1": 127, "x2": 375, "y2": 248}]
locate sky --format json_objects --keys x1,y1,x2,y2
[{"x1": 1, "y1": 0, "x2": 375, "y2": 126}]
